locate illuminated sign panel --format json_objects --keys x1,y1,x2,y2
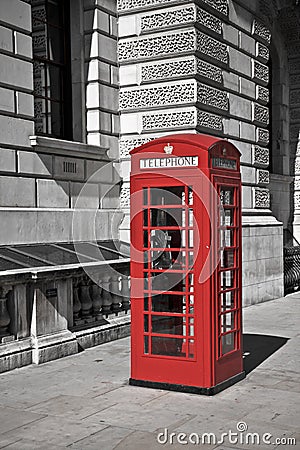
[{"x1": 140, "y1": 156, "x2": 198, "y2": 169}]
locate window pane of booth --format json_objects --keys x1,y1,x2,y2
[
  {"x1": 221, "y1": 270, "x2": 234, "y2": 288},
  {"x1": 151, "y1": 336, "x2": 184, "y2": 356},
  {"x1": 221, "y1": 291, "x2": 235, "y2": 311},
  {"x1": 144, "y1": 336, "x2": 149, "y2": 354},
  {"x1": 151, "y1": 315, "x2": 183, "y2": 335},
  {"x1": 221, "y1": 333, "x2": 235, "y2": 354},
  {"x1": 221, "y1": 249, "x2": 235, "y2": 268},
  {"x1": 150, "y1": 186, "x2": 185, "y2": 205},
  {"x1": 151, "y1": 294, "x2": 185, "y2": 313},
  {"x1": 221, "y1": 209, "x2": 234, "y2": 226},
  {"x1": 150, "y1": 208, "x2": 184, "y2": 227},
  {"x1": 221, "y1": 312, "x2": 235, "y2": 333},
  {"x1": 220, "y1": 187, "x2": 234, "y2": 205}
]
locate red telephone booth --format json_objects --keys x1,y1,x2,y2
[{"x1": 129, "y1": 134, "x2": 245, "y2": 395}]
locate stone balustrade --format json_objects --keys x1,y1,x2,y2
[{"x1": 0, "y1": 261, "x2": 130, "y2": 373}]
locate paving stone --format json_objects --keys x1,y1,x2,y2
[
  {"x1": 69, "y1": 425, "x2": 133, "y2": 450},
  {"x1": 0, "y1": 406, "x2": 45, "y2": 434}
]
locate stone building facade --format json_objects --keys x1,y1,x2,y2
[{"x1": 0, "y1": 0, "x2": 299, "y2": 371}]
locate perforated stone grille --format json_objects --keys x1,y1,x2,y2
[{"x1": 254, "y1": 188, "x2": 270, "y2": 208}]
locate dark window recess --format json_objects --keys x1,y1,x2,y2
[{"x1": 32, "y1": 0, "x2": 72, "y2": 139}]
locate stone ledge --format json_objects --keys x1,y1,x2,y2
[{"x1": 30, "y1": 135, "x2": 109, "y2": 161}]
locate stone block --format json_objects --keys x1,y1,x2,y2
[
  {"x1": 100, "y1": 84, "x2": 118, "y2": 110},
  {"x1": 87, "y1": 110, "x2": 100, "y2": 132},
  {"x1": 100, "y1": 111, "x2": 112, "y2": 133},
  {"x1": 223, "y1": 23, "x2": 238, "y2": 46},
  {"x1": 111, "y1": 65, "x2": 119, "y2": 85},
  {"x1": 228, "y1": 2, "x2": 252, "y2": 33},
  {"x1": 37, "y1": 179, "x2": 69, "y2": 208},
  {"x1": 0, "y1": 87, "x2": 14, "y2": 113},
  {"x1": 84, "y1": 9, "x2": 109, "y2": 33},
  {"x1": 112, "y1": 114, "x2": 120, "y2": 134},
  {"x1": 240, "y1": 77, "x2": 256, "y2": 98},
  {"x1": 87, "y1": 32, "x2": 117, "y2": 63},
  {"x1": 241, "y1": 165, "x2": 256, "y2": 183},
  {"x1": 14, "y1": 32, "x2": 32, "y2": 57},
  {"x1": 16, "y1": 92, "x2": 34, "y2": 116},
  {"x1": 18, "y1": 151, "x2": 52, "y2": 176},
  {"x1": 120, "y1": 113, "x2": 141, "y2": 134},
  {"x1": 229, "y1": 48, "x2": 251, "y2": 77},
  {"x1": 100, "y1": 183, "x2": 120, "y2": 208},
  {"x1": 86, "y1": 82, "x2": 100, "y2": 108},
  {"x1": 110, "y1": 16, "x2": 118, "y2": 37},
  {"x1": 118, "y1": 15, "x2": 139, "y2": 37},
  {"x1": 229, "y1": 93, "x2": 252, "y2": 120},
  {"x1": 0, "y1": 25, "x2": 13, "y2": 52},
  {"x1": 0, "y1": 176, "x2": 35, "y2": 207},
  {"x1": 242, "y1": 185, "x2": 252, "y2": 209},
  {"x1": 223, "y1": 118, "x2": 239, "y2": 137},
  {"x1": 239, "y1": 32, "x2": 255, "y2": 54},
  {"x1": 223, "y1": 71, "x2": 239, "y2": 91},
  {"x1": 0, "y1": 54, "x2": 33, "y2": 90},
  {"x1": 0, "y1": 148, "x2": 15, "y2": 172},
  {"x1": 86, "y1": 160, "x2": 114, "y2": 183},
  {"x1": 54, "y1": 156, "x2": 84, "y2": 181},
  {"x1": 240, "y1": 121, "x2": 255, "y2": 141},
  {"x1": 229, "y1": 140, "x2": 251, "y2": 164},
  {"x1": 0, "y1": 0, "x2": 31, "y2": 32},
  {"x1": 119, "y1": 65, "x2": 139, "y2": 86},
  {"x1": 71, "y1": 182, "x2": 99, "y2": 208}
]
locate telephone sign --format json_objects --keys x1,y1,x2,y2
[{"x1": 129, "y1": 133, "x2": 245, "y2": 395}]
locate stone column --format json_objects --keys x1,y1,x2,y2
[{"x1": 0, "y1": 286, "x2": 13, "y2": 342}]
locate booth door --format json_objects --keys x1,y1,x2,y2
[
  {"x1": 131, "y1": 175, "x2": 206, "y2": 386},
  {"x1": 214, "y1": 179, "x2": 243, "y2": 381}
]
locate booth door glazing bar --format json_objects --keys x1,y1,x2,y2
[{"x1": 142, "y1": 185, "x2": 195, "y2": 360}]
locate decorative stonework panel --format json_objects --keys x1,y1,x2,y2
[
  {"x1": 119, "y1": 82, "x2": 196, "y2": 110},
  {"x1": 197, "y1": 31, "x2": 228, "y2": 64},
  {"x1": 291, "y1": 125, "x2": 300, "y2": 141},
  {"x1": 256, "y1": 85, "x2": 269, "y2": 104},
  {"x1": 118, "y1": 30, "x2": 195, "y2": 61},
  {"x1": 289, "y1": 59, "x2": 300, "y2": 74},
  {"x1": 201, "y1": 0, "x2": 228, "y2": 15},
  {"x1": 142, "y1": 109, "x2": 196, "y2": 130},
  {"x1": 290, "y1": 74, "x2": 300, "y2": 86},
  {"x1": 141, "y1": 58, "x2": 195, "y2": 82},
  {"x1": 118, "y1": 0, "x2": 188, "y2": 12},
  {"x1": 253, "y1": 187, "x2": 270, "y2": 208},
  {"x1": 197, "y1": 59, "x2": 223, "y2": 83},
  {"x1": 288, "y1": 44, "x2": 300, "y2": 58},
  {"x1": 252, "y1": 145, "x2": 269, "y2": 167},
  {"x1": 118, "y1": 0, "x2": 228, "y2": 15},
  {"x1": 256, "y1": 127, "x2": 269, "y2": 144},
  {"x1": 196, "y1": 8, "x2": 222, "y2": 34},
  {"x1": 141, "y1": 6, "x2": 195, "y2": 32},
  {"x1": 294, "y1": 177, "x2": 300, "y2": 191},
  {"x1": 197, "y1": 83, "x2": 228, "y2": 110},
  {"x1": 252, "y1": 20, "x2": 271, "y2": 44},
  {"x1": 291, "y1": 108, "x2": 300, "y2": 121},
  {"x1": 120, "y1": 185, "x2": 130, "y2": 208},
  {"x1": 256, "y1": 42, "x2": 269, "y2": 62},
  {"x1": 120, "y1": 137, "x2": 153, "y2": 158},
  {"x1": 253, "y1": 103, "x2": 269, "y2": 125},
  {"x1": 290, "y1": 89, "x2": 300, "y2": 106},
  {"x1": 294, "y1": 192, "x2": 300, "y2": 209},
  {"x1": 294, "y1": 158, "x2": 300, "y2": 174},
  {"x1": 257, "y1": 169, "x2": 269, "y2": 184},
  {"x1": 253, "y1": 60, "x2": 269, "y2": 84},
  {"x1": 197, "y1": 110, "x2": 223, "y2": 131}
]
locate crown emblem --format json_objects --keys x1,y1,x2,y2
[{"x1": 164, "y1": 143, "x2": 173, "y2": 154}]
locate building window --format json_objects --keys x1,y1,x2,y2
[{"x1": 32, "y1": 0, "x2": 72, "y2": 139}]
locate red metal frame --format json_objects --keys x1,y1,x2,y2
[{"x1": 130, "y1": 134, "x2": 244, "y2": 395}]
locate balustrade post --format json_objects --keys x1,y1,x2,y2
[
  {"x1": 90, "y1": 283, "x2": 103, "y2": 321},
  {"x1": 73, "y1": 279, "x2": 83, "y2": 326},
  {"x1": 0, "y1": 285, "x2": 13, "y2": 341},
  {"x1": 121, "y1": 273, "x2": 130, "y2": 313},
  {"x1": 79, "y1": 277, "x2": 93, "y2": 323},
  {"x1": 101, "y1": 275, "x2": 112, "y2": 317},
  {"x1": 111, "y1": 275, "x2": 122, "y2": 315}
]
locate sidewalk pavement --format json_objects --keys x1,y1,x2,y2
[{"x1": 0, "y1": 293, "x2": 299, "y2": 450}]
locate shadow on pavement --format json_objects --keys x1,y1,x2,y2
[{"x1": 242, "y1": 334, "x2": 289, "y2": 374}]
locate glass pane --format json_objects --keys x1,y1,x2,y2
[
  {"x1": 221, "y1": 291, "x2": 235, "y2": 311},
  {"x1": 144, "y1": 315, "x2": 149, "y2": 332},
  {"x1": 222, "y1": 333, "x2": 235, "y2": 354},
  {"x1": 189, "y1": 317, "x2": 195, "y2": 337},
  {"x1": 151, "y1": 272, "x2": 185, "y2": 292},
  {"x1": 221, "y1": 312, "x2": 235, "y2": 333},
  {"x1": 151, "y1": 294, "x2": 185, "y2": 313},
  {"x1": 220, "y1": 187, "x2": 234, "y2": 205},
  {"x1": 150, "y1": 208, "x2": 183, "y2": 227},
  {"x1": 144, "y1": 336, "x2": 149, "y2": 354},
  {"x1": 221, "y1": 249, "x2": 235, "y2": 268},
  {"x1": 143, "y1": 209, "x2": 148, "y2": 226},
  {"x1": 220, "y1": 229, "x2": 234, "y2": 247},
  {"x1": 188, "y1": 187, "x2": 193, "y2": 205},
  {"x1": 48, "y1": 25, "x2": 64, "y2": 63},
  {"x1": 151, "y1": 315, "x2": 183, "y2": 335},
  {"x1": 150, "y1": 187, "x2": 185, "y2": 205},
  {"x1": 144, "y1": 296, "x2": 149, "y2": 311},
  {"x1": 143, "y1": 188, "x2": 148, "y2": 205},
  {"x1": 151, "y1": 336, "x2": 184, "y2": 356},
  {"x1": 221, "y1": 209, "x2": 234, "y2": 226},
  {"x1": 150, "y1": 229, "x2": 182, "y2": 250},
  {"x1": 188, "y1": 339, "x2": 195, "y2": 358},
  {"x1": 221, "y1": 270, "x2": 234, "y2": 288},
  {"x1": 47, "y1": 65, "x2": 61, "y2": 101}
]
